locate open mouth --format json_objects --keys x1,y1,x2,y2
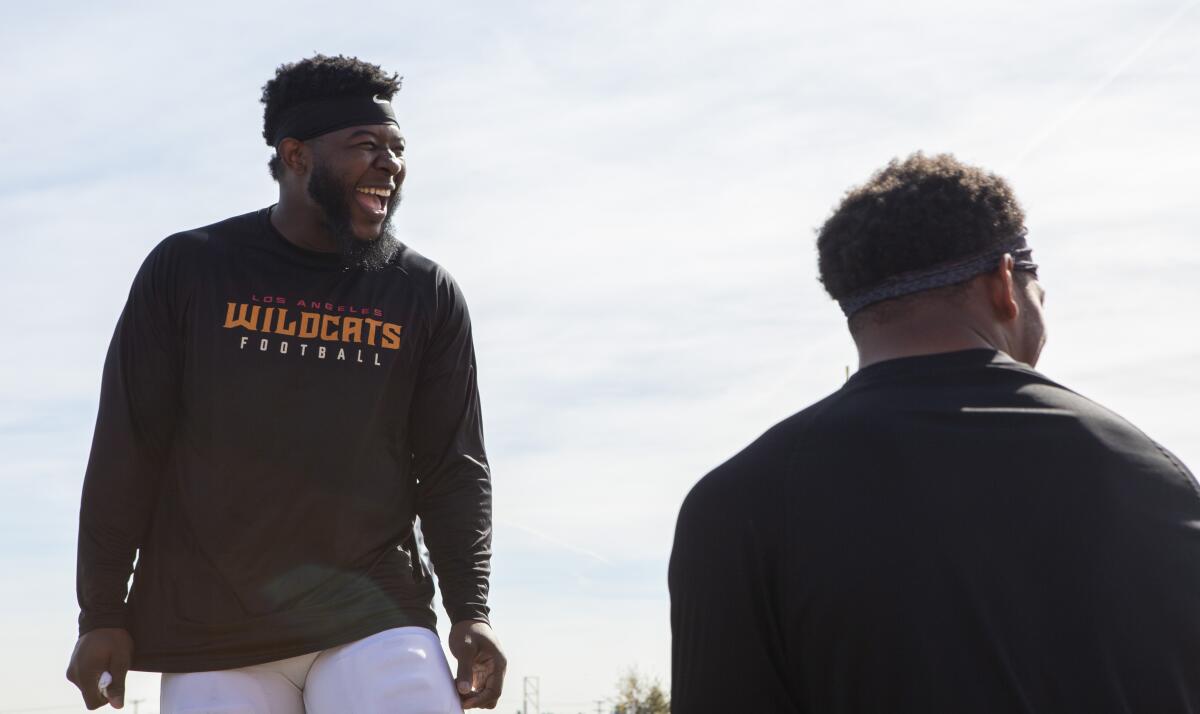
[{"x1": 354, "y1": 186, "x2": 392, "y2": 219}]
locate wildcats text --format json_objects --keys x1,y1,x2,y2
[{"x1": 222, "y1": 302, "x2": 403, "y2": 367}]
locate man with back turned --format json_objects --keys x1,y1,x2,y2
[{"x1": 669, "y1": 153, "x2": 1200, "y2": 712}]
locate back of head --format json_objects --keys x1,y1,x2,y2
[
  {"x1": 260, "y1": 54, "x2": 402, "y2": 181},
  {"x1": 816, "y1": 152, "x2": 1029, "y2": 329}
]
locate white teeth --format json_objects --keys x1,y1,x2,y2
[{"x1": 356, "y1": 187, "x2": 391, "y2": 197}]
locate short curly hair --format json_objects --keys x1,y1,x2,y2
[
  {"x1": 816, "y1": 153, "x2": 1027, "y2": 311},
  {"x1": 261, "y1": 54, "x2": 402, "y2": 180}
]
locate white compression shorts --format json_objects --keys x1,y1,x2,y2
[{"x1": 159, "y1": 626, "x2": 463, "y2": 714}]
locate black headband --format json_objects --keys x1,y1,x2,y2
[
  {"x1": 837, "y1": 235, "x2": 1039, "y2": 317},
  {"x1": 271, "y1": 94, "x2": 398, "y2": 146}
]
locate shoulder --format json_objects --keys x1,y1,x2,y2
[
  {"x1": 149, "y1": 209, "x2": 261, "y2": 266},
  {"x1": 941, "y1": 357, "x2": 1196, "y2": 504},
  {"x1": 388, "y1": 244, "x2": 472, "y2": 324},
  {"x1": 1032, "y1": 376, "x2": 1199, "y2": 499},
  {"x1": 996, "y1": 362, "x2": 1179, "y2": 454},
  {"x1": 129, "y1": 211, "x2": 260, "y2": 311},
  {"x1": 390, "y1": 244, "x2": 462, "y2": 291},
  {"x1": 680, "y1": 394, "x2": 839, "y2": 524}
]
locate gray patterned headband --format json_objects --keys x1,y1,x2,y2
[{"x1": 837, "y1": 235, "x2": 1038, "y2": 317}]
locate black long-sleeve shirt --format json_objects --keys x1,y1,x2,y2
[
  {"x1": 77, "y1": 208, "x2": 492, "y2": 672},
  {"x1": 670, "y1": 349, "x2": 1200, "y2": 713}
]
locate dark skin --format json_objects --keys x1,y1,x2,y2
[
  {"x1": 852, "y1": 254, "x2": 1048, "y2": 369},
  {"x1": 66, "y1": 122, "x2": 507, "y2": 710},
  {"x1": 272, "y1": 123, "x2": 407, "y2": 250},
  {"x1": 450, "y1": 620, "x2": 508, "y2": 709},
  {"x1": 65, "y1": 628, "x2": 131, "y2": 710}
]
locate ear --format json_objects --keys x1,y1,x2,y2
[
  {"x1": 986, "y1": 254, "x2": 1020, "y2": 322},
  {"x1": 277, "y1": 138, "x2": 309, "y2": 176}
]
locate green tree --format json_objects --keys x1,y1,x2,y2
[{"x1": 612, "y1": 667, "x2": 669, "y2": 714}]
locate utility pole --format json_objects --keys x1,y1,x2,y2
[
  {"x1": 130, "y1": 699, "x2": 145, "y2": 714},
  {"x1": 595, "y1": 699, "x2": 605, "y2": 714},
  {"x1": 522, "y1": 676, "x2": 540, "y2": 714}
]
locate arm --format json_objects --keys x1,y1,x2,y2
[
  {"x1": 669, "y1": 458, "x2": 795, "y2": 713},
  {"x1": 67, "y1": 242, "x2": 183, "y2": 708},
  {"x1": 410, "y1": 271, "x2": 504, "y2": 708}
]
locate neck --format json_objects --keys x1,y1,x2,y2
[
  {"x1": 852, "y1": 302, "x2": 1009, "y2": 369},
  {"x1": 272, "y1": 189, "x2": 337, "y2": 253}
]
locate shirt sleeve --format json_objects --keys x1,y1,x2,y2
[
  {"x1": 669, "y1": 442, "x2": 797, "y2": 712},
  {"x1": 76, "y1": 241, "x2": 183, "y2": 634},
  {"x1": 411, "y1": 270, "x2": 492, "y2": 624}
]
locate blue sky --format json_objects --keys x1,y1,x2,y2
[{"x1": 2, "y1": 1, "x2": 1198, "y2": 712}]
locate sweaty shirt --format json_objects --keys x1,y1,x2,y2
[
  {"x1": 670, "y1": 349, "x2": 1200, "y2": 713},
  {"x1": 77, "y1": 208, "x2": 492, "y2": 672}
]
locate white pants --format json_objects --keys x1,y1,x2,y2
[{"x1": 160, "y1": 627, "x2": 463, "y2": 714}]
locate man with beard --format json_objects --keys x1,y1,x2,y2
[
  {"x1": 66, "y1": 55, "x2": 505, "y2": 713},
  {"x1": 669, "y1": 154, "x2": 1200, "y2": 712}
]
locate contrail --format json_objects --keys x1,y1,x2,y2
[
  {"x1": 1010, "y1": 0, "x2": 1198, "y2": 169},
  {"x1": 497, "y1": 517, "x2": 612, "y2": 565}
]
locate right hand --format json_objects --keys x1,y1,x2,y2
[{"x1": 66, "y1": 628, "x2": 133, "y2": 710}]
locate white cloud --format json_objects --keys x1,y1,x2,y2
[{"x1": 2, "y1": 1, "x2": 1197, "y2": 711}]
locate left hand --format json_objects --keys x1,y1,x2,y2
[{"x1": 448, "y1": 620, "x2": 506, "y2": 709}]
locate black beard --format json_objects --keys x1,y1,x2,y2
[{"x1": 307, "y1": 162, "x2": 401, "y2": 270}]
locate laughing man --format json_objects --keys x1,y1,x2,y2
[{"x1": 66, "y1": 54, "x2": 504, "y2": 713}]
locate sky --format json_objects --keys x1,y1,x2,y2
[{"x1": 1, "y1": 1, "x2": 1198, "y2": 712}]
